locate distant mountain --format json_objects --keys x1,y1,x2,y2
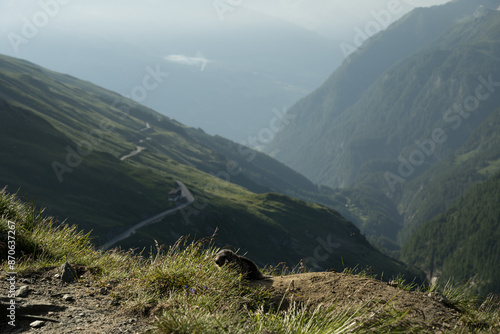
[
  {"x1": 0, "y1": 54, "x2": 418, "y2": 280},
  {"x1": 0, "y1": 8, "x2": 342, "y2": 143},
  {"x1": 401, "y1": 170, "x2": 500, "y2": 296},
  {"x1": 266, "y1": 0, "x2": 500, "y2": 187},
  {"x1": 265, "y1": 1, "x2": 500, "y2": 252}
]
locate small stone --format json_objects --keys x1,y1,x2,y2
[
  {"x1": 388, "y1": 280, "x2": 399, "y2": 287},
  {"x1": 427, "y1": 292, "x2": 451, "y2": 305},
  {"x1": 30, "y1": 320, "x2": 45, "y2": 328},
  {"x1": 16, "y1": 285, "x2": 30, "y2": 298},
  {"x1": 61, "y1": 262, "x2": 77, "y2": 283},
  {"x1": 22, "y1": 278, "x2": 31, "y2": 284},
  {"x1": 62, "y1": 294, "x2": 74, "y2": 301},
  {"x1": 54, "y1": 274, "x2": 60, "y2": 279}
]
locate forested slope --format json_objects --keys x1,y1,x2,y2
[{"x1": 401, "y1": 171, "x2": 500, "y2": 295}]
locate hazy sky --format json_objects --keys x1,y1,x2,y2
[
  {"x1": 0, "y1": 0, "x2": 454, "y2": 141},
  {"x1": 1, "y1": 0, "x2": 454, "y2": 41},
  {"x1": 246, "y1": 0, "x2": 453, "y2": 24}
]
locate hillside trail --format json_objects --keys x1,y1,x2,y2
[{"x1": 0, "y1": 267, "x2": 467, "y2": 333}]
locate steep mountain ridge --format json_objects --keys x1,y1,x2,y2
[
  {"x1": 331, "y1": 9, "x2": 500, "y2": 189},
  {"x1": 266, "y1": 0, "x2": 500, "y2": 188}
]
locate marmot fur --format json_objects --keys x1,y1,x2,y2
[{"x1": 215, "y1": 249, "x2": 268, "y2": 280}]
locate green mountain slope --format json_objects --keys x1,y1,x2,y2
[
  {"x1": 401, "y1": 170, "x2": 500, "y2": 295},
  {"x1": 0, "y1": 54, "x2": 417, "y2": 279},
  {"x1": 266, "y1": 0, "x2": 500, "y2": 187},
  {"x1": 265, "y1": 3, "x2": 500, "y2": 252}
]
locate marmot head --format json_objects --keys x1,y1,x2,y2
[{"x1": 215, "y1": 249, "x2": 236, "y2": 267}]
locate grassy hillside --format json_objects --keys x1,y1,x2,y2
[
  {"x1": 184, "y1": 128, "x2": 355, "y2": 211},
  {"x1": 2, "y1": 190, "x2": 499, "y2": 333},
  {"x1": 401, "y1": 170, "x2": 500, "y2": 296},
  {"x1": 0, "y1": 54, "x2": 418, "y2": 279}
]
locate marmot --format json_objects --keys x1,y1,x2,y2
[{"x1": 215, "y1": 249, "x2": 268, "y2": 280}]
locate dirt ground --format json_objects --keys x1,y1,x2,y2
[
  {"x1": 0, "y1": 266, "x2": 153, "y2": 333},
  {"x1": 252, "y1": 272, "x2": 463, "y2": 333},
  {"x1": 0, "y1": 266, "x2": 473, "y2": 333}
]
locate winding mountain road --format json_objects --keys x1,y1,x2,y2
[
  {"x1": 98, "y1": 181, "x2": 194, "y2": 251},
  {"x1": 120, "y1": 145, "x2": 147, "y2": 161}
]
